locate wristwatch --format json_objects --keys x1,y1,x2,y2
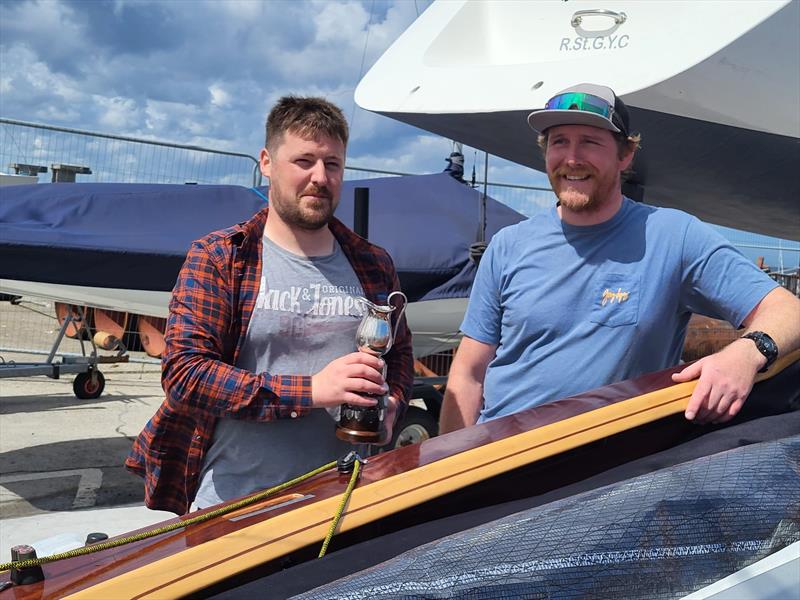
[{"x1": 742, "y1": 331, "x2": 778, "y2": 373}]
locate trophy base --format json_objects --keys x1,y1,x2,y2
[
  {"x1": 334, "y1": 425, "x2": 384, "y2": 444},
  {"x1": 336, "y1": 401, "x2": 385, "y2": 444}
]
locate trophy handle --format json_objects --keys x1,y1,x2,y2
[{"x1": 387, "y1": 291, "x2": 408, "y2": 343}]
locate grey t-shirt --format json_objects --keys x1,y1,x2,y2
[{"x1": 195, "y1": 236, "x2": 364, "y2": 507}]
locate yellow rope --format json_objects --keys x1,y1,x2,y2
[
  {"x1": 0, "y1": 460, "x2": 337, "y2": 573},
  {"x1": 319, "y1": 459, "x2": 361, "y2": 558}
]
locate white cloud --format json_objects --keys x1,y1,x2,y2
[
  {"x1": 0, "y1": 0, "x2": 91, "y2": 80},
  {"x1": 0, "y1": 45, "x2": 87, "y2": 124},
  {"x1": 1, "y1": 0, "x2": 429, "y2": 152},
  {"x1": 482, "y1": 158, "x2": 550, "y2": 189},
  {"x1": 360, "y1": 0, "x2": 425, "y2": 68},
  {"x1": 312, "y1": 0, "x2": 369, "y2": 45},
  {"x1": 348, "y1": 106, "x2": 391, "y2": 143},
  {"x1": 209, "y1": 83, "x2": 232, "y2": 108},
  {"x1": 94, "y1": 95, "x2": 140, "y2": 130},
  {"x1": 1, "y1": 0, "x2": 83, "y2": 44},
  {"x1": 207, "y1": 0, "x2": 267, "y2": 22},
  {"x1": 349, "y1": 133, "x2": 452, "y2": 173},
  {"x1": 0, "y1": 0, "x2": 540, "y2": 190},
  {"x1": 144, "y1": 98, "x2": 204, "y2": 136}
]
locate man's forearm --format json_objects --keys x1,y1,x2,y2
[
  {"x1": 439, "y1": 336, "x2": 496, "y2": 434},
  {"x1": 742, "y1": 287, "x2": 800, "y2": 359},
  {"x1": 163, "y1": 343, "x2": 313, "y2": 419},
  {"x1": 163, "y1": 243, "x2": 313, "y2": 419},
  {"x1": 674, "y1": 286, "x2": 800, "y2": 423},
  {"x1": 439, "y1": 379, "x2": 483, "y2": 434}
]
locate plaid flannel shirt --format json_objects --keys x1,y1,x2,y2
[{"x1": 125, "y1": 204, "x2": 414, "y2": 514}]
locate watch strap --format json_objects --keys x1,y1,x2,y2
[{"x1": 742, "y1": 331, "x2": 778, "y2": 373}]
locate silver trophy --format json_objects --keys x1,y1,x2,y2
[{"x1": 336, "y1": 291, "x2": 407, "y2": 444}]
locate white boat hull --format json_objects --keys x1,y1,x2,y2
[
  {"x1": 1, "y1": 279, "x2": 465, "y2": 359},
  {"x1": 356, "y1": 0, "x2": 800, "y2": 239}
]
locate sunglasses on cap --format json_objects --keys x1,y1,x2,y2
[{"x1": 544, "y1": 92, "x2": 628, "y2": 135}]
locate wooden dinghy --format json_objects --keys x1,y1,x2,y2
[{"x1": 2, "y1": 351, "x2": 798, "y2": 599}]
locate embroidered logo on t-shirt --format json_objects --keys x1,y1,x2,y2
[{"x1": 601, "y1": 288, "x2": 630, "y2": 306}]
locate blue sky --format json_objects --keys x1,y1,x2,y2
[{"x1": 0, "y1": 0, "x2": 545, "y2": 185}]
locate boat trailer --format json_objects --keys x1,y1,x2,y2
[{"x1": 0, "y1": 304, "x2": 128, "y2": 399}]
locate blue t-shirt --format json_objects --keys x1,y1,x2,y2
[{"x1": 461, "y1": 198, "x2": 777, "y2": 422}]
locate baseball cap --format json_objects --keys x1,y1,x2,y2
[{"x1": 527, "y1": 83, "x2": 630, "y2": 136}]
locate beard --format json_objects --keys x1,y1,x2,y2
[
  {"x1": 269, "y1": 182, "x2": 338, "y2": 230},
  {"x1": 548, "y1": 166, "x2": 619, "y2": 213}
]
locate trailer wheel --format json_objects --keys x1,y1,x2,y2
[
  {"x1": 392, "y1": 407, "x2": 438, "y2": 449},
  {"x1": 73, "y1": 370, "x2": 105, "y2": 399}
]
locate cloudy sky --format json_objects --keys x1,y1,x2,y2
[
  {"x1": 0, "y1": 0, "x2": 549, "y2": 189},
  {"x1": 1, "y1": 0, "x2": 796, "y2": 263}
]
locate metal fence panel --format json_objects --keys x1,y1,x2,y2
[{"x1": 1, "y1": 118, "x2": 259, "y2": 186}]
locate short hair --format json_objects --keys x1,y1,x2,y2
[
  {"x1": 265, "y1": 96, "x2": 349, "y2": 151},
  {"x1": 537, "y1": 130, "x2": 642, "y2": 181}
]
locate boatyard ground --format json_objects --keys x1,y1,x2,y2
[{"x1": 0, "y1": 335, "x2": 173, "y2": 553}]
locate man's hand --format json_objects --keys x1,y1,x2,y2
[
  {"x1": 372, "y1": 395, "x2": 399, "y2": 447},
  {"x1": 671, "y1": 338, "x2": 765, "y2": 424},
  {"x1": 311, "y1": 352, "x2": 387, "y2": 408}
]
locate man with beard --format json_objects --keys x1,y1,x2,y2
[
  {"x1": 440, "y1": 83, "x2": 800, "y2": 433},
  {"x1": 126, "y1": 96, "x2": 413, "y2": 514}
]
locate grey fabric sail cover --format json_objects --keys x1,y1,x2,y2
[{"x1": 296, "y1": 435, "x2": 800, "y2": 599}]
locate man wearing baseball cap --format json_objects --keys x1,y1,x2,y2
[{"x1": 440, "y1": 83, "x2": 800, "y2": 432}]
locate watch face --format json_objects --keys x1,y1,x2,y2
[{"x1": 745, "y1": 331, "x2": 778, "y2": 371}]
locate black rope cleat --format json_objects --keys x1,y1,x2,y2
[
  {"x1": 10, "y1": 545, "x2": 45, "y2": 585},
  {"x1": 336, "y1": 451, "x2": 365, "y2": 474},
  {"x1": 85, "y1": 533, "x2": 109, "y2": 546}
]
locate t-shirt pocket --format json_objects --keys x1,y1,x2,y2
[{"x1": 590, "y1": 273, "x2": 640, "y2": 328}]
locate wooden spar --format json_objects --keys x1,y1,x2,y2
[{"x1": 4, "y1": 351, "x2": 798, "y2": 600}]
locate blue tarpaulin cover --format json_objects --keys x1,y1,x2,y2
[{"x1": 0, "y1": 174, "x2": 525, "y2": 302}]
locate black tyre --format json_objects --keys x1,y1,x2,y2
[
  {"x1": 391, "y1": 406, "x2": 438, "y2": 449},
  {"x1": 73, "y1": 370, "x2": 105, "y2": 399}
]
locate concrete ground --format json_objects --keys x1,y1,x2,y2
[
  {"x1": 0, "y1": 296, "x2": 434, "y2": 557},
  {"x1": 0, "y1": 300, "x2": 176, "y2": 555}
]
